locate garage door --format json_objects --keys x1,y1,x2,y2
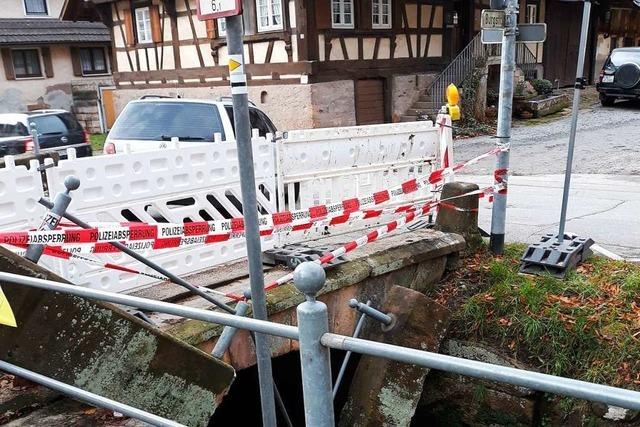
[{"x1": 356, "y1": 79, "x2": 385, "y2": 125}]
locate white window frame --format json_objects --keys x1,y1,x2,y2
[
  {"x1": 217, "y1": 18, "x2": 227, "y2": 37},
  {"x1": 526, "y1": 4, "x2": 537, "y2": 24},
  {"x1": 11, "y1": 47, "x2": 44, "y2": 80},
  {"x1": 135, "y1": 6, "x2": 153, "y2": 44},
  {"x1": 22, "y1": 0, "x2": 49, "y2": 17},
  {"x1": 332, "y1": 0, "x2": 355, "y2": 29},
  {"x1": 256, "y1": 0, "x2": 284, "y2": 33},
  {"x1": 372, "y1": 0, "x2": 392, "y2": 29}
]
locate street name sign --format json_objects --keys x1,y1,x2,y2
[
  {"x1": 197, "y1": 0, "x2": 242, "y2": 20},
  {"x1": 481, "y1": 23, "x2": 547, "y2": 44},
  {"x1": 481, "y1": 10, "x2": 506, "y2": 29}
]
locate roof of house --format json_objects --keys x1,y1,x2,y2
[{"x1": 0, "y1": 19, "x2": 110, "y2": 45}]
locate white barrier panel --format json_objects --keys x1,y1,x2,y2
[
  {"x1": 275, "y1": 121, "x2": 441, "y2": 244},
  {"x1": 43, "y1": 138, "x2": 277, "y2": 293},
  {"x1": 0, "y1": 158, "x2": 47, "y2": 232}
]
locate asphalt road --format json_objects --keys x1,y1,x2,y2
[
  {"x1": 453, "y1": 101, "x2": 640, "y2": 259},
  {"x1": 455, "y1": 101, "x2": 640, "y2": 176}
]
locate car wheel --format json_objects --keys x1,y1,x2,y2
[{"x1": 600, "y1": 96, "x2": 615, "y2": 107}]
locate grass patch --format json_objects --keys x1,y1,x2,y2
[
  {"x1": 90, "y1": 133, "x2": 106, "y2": 152},
  {"x1": 452, "y1": 244, "x2": 640, "y2": 388}
]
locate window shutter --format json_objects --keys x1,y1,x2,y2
[
  {"x1": 150, "y1": 5, "x2": 162, "y2": 43},
  {"x1": 70, "y1": 47, "x2": 83, "y2": 76},
  {"x1": 123, "y1": 8, "x2": 135, "y2": 46},
  {"x1": 316, "y1": 1, "x2": 331, "y2": 29},
  {"x1": 1, "y1": 49, "x2": 14, "y2": 80},
  {"x1": 205, "y1": 20, "x2": 215, "y2": 39},
  {"x1": 41, "y1": 47, "x2": 54, "y2": 78}
]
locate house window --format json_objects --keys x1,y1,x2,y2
[
  {"x1": 372, "y1": 0, "x2": 391, "y2": 29},
  {"x1": 218, "y1": 18, "x2": 227, "y2": 37},
  {"x1": 525, "y1": 4, "x2": 537, "y2": 24},
  {"x1": 256, "y1": 0, "x2": 283, "y2": 32},
  {"x1": 332, "y1": 0, "x2": 354, "y2": 29},
  {"x1": 135, "y1": 7, "x2": 152, "y2": 43},
  {"x1": 79, "y1": 47, "x2": 108, "y2": 75},
  {"x1": 12, "y1": 49, "x2": 42, "y2": 78},
  {"x1": 24, "y1": 0, "x2": 48, "y2": 15}
]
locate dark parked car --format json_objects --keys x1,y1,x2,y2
[
  {"x1": 596, "y1": 48, "x2": 640, "y2": 106},
  {"x1": 0, "y1": 110, "x2": 92, "y2": 158}
]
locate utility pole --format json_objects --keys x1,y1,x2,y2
[
  {"x1": 225, "y1": 14, "x2": 277, "y2": 427},
  {"x1": 489, "y1": 0, "x2": 518, "y2": 254}
]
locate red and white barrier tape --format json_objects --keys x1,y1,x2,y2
[
  {"x1": 0, "y1": 146, "x2": 502, "y2": 251},
  {"x1": 231, "y1": 184, "x2": 499, "y2": 301}
]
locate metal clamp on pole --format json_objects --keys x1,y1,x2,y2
[
  {"x1": 348, "y1": 298, "x2": 393, "y2": 327},
  {"x1": 294, "y1": 262, "x2": 335, "y2": 427},
  {"x1": 25, "y1": 175, "x2": 80, "y2": 263}
]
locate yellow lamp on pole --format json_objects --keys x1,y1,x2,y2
[{"x1": 445, "y1": 83, "x2": 461, "y2": 121}]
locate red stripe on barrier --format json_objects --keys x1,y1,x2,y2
[
  {"x1": 153, "y1": 237, "x2": 182, "y2": 249},
  {"x1": 0, "y1": 232, "x2": 29, "y2": 245},
  {"x1": 387, "y1": 222, "x2": 398, "y2": 233},
  {"x1": 330, "y1": 214, "x2": 350, "y2": 225},
  {"x1": 309, "y1": 205, "x2": 328, "y2": 219},
  {"x1": 43, "y1": 246, "x2": 71, "y2": 260},
  {"x1": 344, "y1": 241, "x2": 358, "y2": 252},
  {"x1": 92, "y1": 242, "x2": 121, "y2": 253},
  {"x1": 429, "y1": 170, "x2": 444, "y2": 184},
  {"x1": 104, "y1": 263, "x2": 139, "y2": 274},
  {"x1": 292, "y1": 223, "x2": 313, "y2": 232},
  {"x1": 373, "y1": 190, "x2": 390, "y2": 205},
  {"x1": 260, "y1": 229, "x2": 273, "y2": 237},
  {"x1": 342, "y1": 198, "x2": 360, "y2": 214},
  {"x1": 231, "y1": 218, "x2": 244, "y2": 232},
  {"x1": 184, "y1": 222, "x2": 209, "y2": 236},
  {"x1": 205, "y1": 234, "x2": 231, "y2": 243},
  {"x1": 64, "y1": 228, "x2": 97, "y2": 244},
  {"x1": 272, "y1": 211, "x2": 293, "y2": 226},
  {"x1": 366, "y1": 230, "x2": 379, "y2": 242},
  {"x1": 402, "y1": 178, "x2": 418, "y2": 194},
  {"x1": 363, "y1": 210, "x2": 383, "y2": 219},
  {"x1": 129, "y1": 224, "x2": 157, "y2": 241},
  {"x1": 319, "y1": 253, "x2": 334, "y2": 264}
]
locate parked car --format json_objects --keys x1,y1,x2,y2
[
  {"x1": 0, "y1": 110, "x2": 92, "y2": 158},
  {"x1": 596, "y1": 47, "x2": 640, "y2": 106},
  {"x1": 104, "y1": 98, "x2": 277, "y2": 154}
]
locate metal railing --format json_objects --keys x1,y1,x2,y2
[
  {"x1": 2, "y1": 266, "x2": 640, "y2": 426},
  {"x1": 423, "y1": 33, "x2": 540, "y2": 110}
]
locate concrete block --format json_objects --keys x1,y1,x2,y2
[
  {"x1": 436, "y1": 182, "x2": 482, "y2": 251},
  {"x1": 339, "y1": 285, "x2": 451, "y2": 427}
]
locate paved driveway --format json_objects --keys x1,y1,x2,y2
[{"x1": 453, "y1": 101, "x2": 640, "y2": 259}]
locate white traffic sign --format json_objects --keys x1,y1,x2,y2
[
  {"x1": 197, "y1": 0, "x2": 242, "y2": 21},
  {"x1": 481, "y1": 23, "x2": 547, "y2": 44},
  {"x1": 481, "y1": 10, "x2": 505, "y2": 29}
]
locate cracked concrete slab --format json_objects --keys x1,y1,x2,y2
[{"x1": 461, "y1": 174, "x2": 640, "y2": 259}]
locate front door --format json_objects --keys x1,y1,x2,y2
[{"x1": 355, "y1": 79, "x2": 386, "y2": 125}]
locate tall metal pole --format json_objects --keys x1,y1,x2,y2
[
  {"x1": 489, "y1": 0, "x2": 518, "y2": 254},
  {"x1": 557, "y1": 0, "x2": 591, "y2": 242},
  {"x1": 225, "y1": 15, "x2": 277, "y2": 426}
]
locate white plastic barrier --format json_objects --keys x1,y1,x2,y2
[
  {"x1": 43, "y1": 138, "x2": 277, "y2": 293},
  {"x1": 0, "y1": 158, "x2": 46, "y2": 232},
  {"x1": 275, "y1": 120, "x2": 442, "y2": 244}
]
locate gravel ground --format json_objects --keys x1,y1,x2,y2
[{"x1": 454, "y1": 100, "x2": 640, "y2": 176}]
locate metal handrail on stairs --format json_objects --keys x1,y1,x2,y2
[{"x1": 423, "y1": 33, "x2": 540, "y2": 108}]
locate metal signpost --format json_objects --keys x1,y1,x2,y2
[
  {"x1": 483, "y1": 1, "x2": 546, "y2": 255},
  {"x1": 196, "y1": 2, "x2": 277, "y2": 425},
  {"x1": 520, "y1": 0, "x2": 594, "y2": 276}
]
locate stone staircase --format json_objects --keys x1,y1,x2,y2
[{"x1": 401, "y1": 34, "x2": 539, "y2": 122}]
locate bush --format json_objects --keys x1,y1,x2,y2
[{"x1": 531, "y1": 79, "x2": 553, "y2": 95}]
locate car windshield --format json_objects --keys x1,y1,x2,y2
[
  {"x1": 609, "y1": 51, "x2": 640, "y2": 67},
  {"x1": 0, "y1": 121, "x2": 28, "y2": 137},
  {"x1": 109, "y1": 102, "x2": 225, "y2": 142}
]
